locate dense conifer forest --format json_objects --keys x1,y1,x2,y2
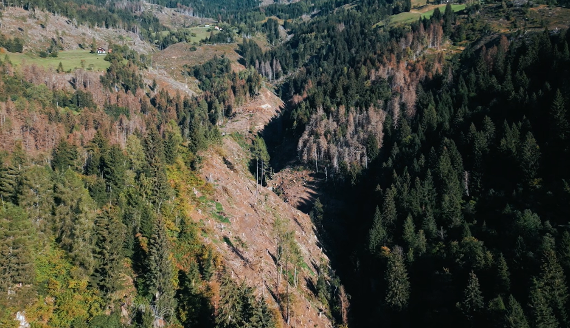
[
  {"x1": 343, "y1": 26, "x2": 570, "y2": 327},
  {"x1": 0, "y1": 46, "x2": 273, "y2": 327},
  {"x1": 247, "y1": 0, "x2": 570, "y2": 326},
  {"x1": 1, "y1": 0, "x2": 570, "y2": 326}
]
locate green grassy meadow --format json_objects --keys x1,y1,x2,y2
[
  {"x1": 4, "y1": 49, "x2": 111, "y2": 72},
  {"x1": 188, "y1": 26, "x2": 214, "y2": 43},
  {"x1": 158, "y1": 26, "x2": 217, "y2": 44},
  {"x1": 376, "y1": 4, "x2": 466, "y2": 27}
]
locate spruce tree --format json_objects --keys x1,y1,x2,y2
[
  {"x1": 422, "y1": 207, "x2": 437, "y2": 239},
  {"x1": 148, "y1": 218, "x2": 177, "y2": 321},
  {"x1": 460, "y1": 271, "x2": 484, "y2": 324},
  {"x1": 550, "y1": 89, "x2": 569, "y2": 141},
  {"x1": 369, "y1": 206, "x2": 387, "y2": 254},
  {"x1": 437, "y1": 146, "x2": 463, "y2": 227},
  {"x1": 0, "y1": 204, "x2": 35, "y2": 298},
  {"x1": 443, "y1": 3, "x2": 454, "y2": 35},
  {"x1": 238, "y1": 283, "x2": 257, "y2": 326},
  {"x1": 100, "y1": 145, "x2": 126, "y2": 197},
  {"x1": 52, "y1": 139, "x2": 78, "y2": 172},
  {"x1": 249, "y1": 298, "x2": 276, "y2": 328},
  {"x1": 416, "y1": 230, "x2": 427, "y2": 256},
  {"x1": 0, "y1": 160, "x2": 21, "y2": 205},
  {"x1": 215, "y1": 274, "x2": 243, "y2": 328},
  {"x1": 310, "y1": 197, "x2": 324, "y2": 227},
  {"x1": 54, "y1": 170, "x2": 96, "y2": 277},
  {"x1": 402, "y1": 215, "x2": 416, "y2": 251},
  {"x1": 495, "y1": 253, "x2": 511, "y2": 295},
  {"x1": 538, "y1": 250, "x2": 568, "y2": 326},
  {"x1": 144, "y1": 129, "x2": 170, "y2": 204},
  {"x1": 528, "y1": 278, "x2": 558, "y2": 328},
  {"x1": 177, "y1": 262, "x2": 213, "y2": 327},
  {"x1": 519, "y1": 132, "x2": 541, "y2": 186},
  {"x1": 557, "y1": 231, "x2": 570, "y2": 272},
  {"x1": 316, "y1": 268, "x2": 328, "y2": 304},
  {"x1": 93, "y1": 206, "x2": 126, "y2": 296},
  {"x1": 505, "y1": 295, "x2": 530, "y2": 328},
  {"x1": 385, "y1": 249, "x2": 410, "y2": 311},
  {"x1": 163, "y1": 131, "x2": 181, "y2": 165},
  {"x1": 382, "y1": 187, "x2": 398, "y2": 226}
]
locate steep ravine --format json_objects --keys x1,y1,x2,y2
[{"x1": 196, "y1": 96, "x2": 335, "y2": 327}]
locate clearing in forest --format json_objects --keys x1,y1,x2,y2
[
  {"x1": 4, "y1": 49, "x2": 111, "y2": 72},
  {"x1": 412, "y1": 0, "x2": 428, "y2": 8},
  {"x1": 151, "y1": 42, "x2": 241, "y2": 91},
  {"x1": 197, "y1": 135, "x2": 333, "y2": 328},
  {"x1": 375, "y1": 4, "x2": 466, "y2": 27},
  {"x1": 187, "y1": 26, "x2": 216, "y2": 43},
  {"x1": 156, "y1": 26, "x2": 218, "y2": 44}
]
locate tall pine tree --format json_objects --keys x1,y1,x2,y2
[
  {"x1": 538, "y1": 250, "x2": 568, "y2": 326},
  {"x1": 147, "y1": 218, "x2": 177, "y2": 321},
  {"x1": 459, "y1": 271, "x2": 484, "y2": 325},
  {"x1": 384, "y1": 249, "x2": 410, "y2": 311},
  {"x1": 93, "y1": 206, "x2": 126, "y2": 296},
  {"x1": 528, "y1": 278, "x2": 559, "y2": 328},
  {"x1": 505, "y1": 295, "x2": 530, "y2": 328},
  {"x1": 0, "y1": 204, "x2": 35, "y2": 300}
]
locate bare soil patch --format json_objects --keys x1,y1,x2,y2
[
  {"x1": 146, "y1": 67, "x2": 197, "y2": 97},
  {"x1": 222, "y1": 87, "x2": 284, "y2": 135},
  {"x1": 268, "y1": 168, "x2": 321, "y2": 214},
  {"x1": 478, "y1": 4, "x2": 570, "y2": 33},
  {"x1": 146, "y1": 3, "x2": 213, "y2": 29},
  {"x1": 151, "y1": 42, "x2": 241, "y2": 88},
  {"x1": 1, "y1": 7, "x2": 154, "y2": 54},
  {"x1": 198, "y1": 137, "x2": 333, "y2": 327}
]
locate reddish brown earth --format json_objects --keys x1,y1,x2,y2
[
  {"x1": 145, "y1": 67, "x2": 197, "y2": 97},
  {"x1": 151, "y1": 42, "x2": 241, "y2": 87},
  {"x1": 267, "y1": 168, "x2": 321, "y2": 213},
  {"x1": 221, "y1": 87, "x2": 284, "y2": 135},
  {"x1": 188, "y1": 75, "x2": 336, "y2": 325},
  {"x1": 198, "y1": 136, "x2": 333, "y2": 327},
  {"x1": 148, "y1": 3, "x2": 213, "y2": 29},
  {"x1": 195, "y1": 80, "x2": 335, "y2": 326},
  {"x1": 1, "y1": 7, "x2": 154, "y2": 53}
]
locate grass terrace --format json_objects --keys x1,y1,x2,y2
[
  {"x1": 4, "y1": 49, "x2": 111, "y2": 71},
  {"x1": 375, "y1": 4, "x2": 466, "y2": 27}
]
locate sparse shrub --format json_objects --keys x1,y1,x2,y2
[{"x1": 233, "y1": 236, "x2": 248, "y2": 250}]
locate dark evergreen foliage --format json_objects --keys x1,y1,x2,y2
[
  {"x1": 3, "y1": 0, "x2": 570, "y2": 326},
  {"x1": 289, "y1": 13, "x2": 570, "y2": 328},
  {"x1": 0, "y1": 204, "x2": 35, "y2": 297}
]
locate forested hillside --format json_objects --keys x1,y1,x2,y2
[
  {"x1": 2, "y1": 0, "x2": 570, "y2": 326},
  {"x1": 349, "y1": 28, "x2": 570, "y2": 327},
  {"x1": 234, "y1": 0, "x2": 570, "y2": 326},
  {"x1": 0, "y1": 38, "x2": 282, "y2": 326},
  {"x1": 249, "y1": 1, "x2": 570, "y2": 328},
  {"x1": 0, "y1": 0, "x2": 346, "y2": 324}
]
